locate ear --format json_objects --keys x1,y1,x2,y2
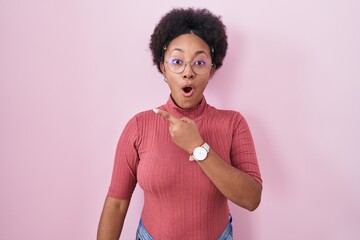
[
  {"x1": 209, "y1": 65, "x2": 216, "y2": 78},
  {"x1": 160, "y1": 62, "x2": 166, "y2": 75}
]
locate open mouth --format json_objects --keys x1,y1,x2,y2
[{"x1": 183, "y1": 86, "x2": 193, "y2": 93}]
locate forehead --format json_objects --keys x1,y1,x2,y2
[{"x1": 166, "y1": 33, "x2": 210, "y2": 56}]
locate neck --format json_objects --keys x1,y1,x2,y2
[{"x1": 170, "y1": 95, "x2": 203, "y2": 110}]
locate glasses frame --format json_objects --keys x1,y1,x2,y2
[{"x1": 164, "y1": 59, "x2": 213, "y2": 75}]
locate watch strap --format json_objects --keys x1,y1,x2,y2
[{"x1": 202, "y1": 143, "x2": 210, "y2": 152}]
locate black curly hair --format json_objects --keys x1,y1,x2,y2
[{"x1": 150, "y1": 8, "x2": 228, "y2": 73}]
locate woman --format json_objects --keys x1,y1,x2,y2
[{"x1": 97, "y1": 8, "x2": 262, "y2": 240}]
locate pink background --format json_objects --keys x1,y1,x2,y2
[{"x1": 1, "y1": 1, "x2": 359, "y2": 239}]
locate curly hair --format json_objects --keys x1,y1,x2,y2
[{"x1": 149, "y1": 8, "x2": 228, "y2": 73}]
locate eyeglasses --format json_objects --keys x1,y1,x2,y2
[{"x1": 165, "y1": 58, "x2": 213, "y2": 75}]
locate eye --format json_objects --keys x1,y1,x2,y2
[
  {"x1": 193, "y1": 60, "x2": 207, "y2": 66},
  {"x1": 169, "y1": 58, "x2": 183, "y2": 65}
]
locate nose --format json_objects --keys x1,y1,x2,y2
[{"x1": 182, "y1": 62, "x2": 195, "y2": 79}]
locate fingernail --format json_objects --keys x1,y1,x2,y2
[{"x1": 152, "y1": 108, "x2": 159, "y2": 113}]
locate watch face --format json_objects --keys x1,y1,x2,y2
[{"x1": 193, "y1": 147, "x2": 207, "y2": 161}]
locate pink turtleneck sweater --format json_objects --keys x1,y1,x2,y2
[{"x1": 108, "y1": 96, "x2": 262, "y2": 239}]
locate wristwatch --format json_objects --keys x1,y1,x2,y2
[{"x1": 190, "y1": 143, "x2": 210, "y2": 161}]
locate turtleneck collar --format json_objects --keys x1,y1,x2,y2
[{"x1": 163, "y1": 95, "x2": 209, "y2": 121}]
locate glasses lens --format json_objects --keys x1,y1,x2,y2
[
  {"x1": 191, "y1": 59, "x2": 211, "y2": 74},
  {"x1": 167, "y1": 58, "x2": 184, "y2": 73}
]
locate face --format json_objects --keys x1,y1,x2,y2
[{"x1": 160, "y1": 34, "x2": 215, "y2": 110}]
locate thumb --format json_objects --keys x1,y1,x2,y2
[{"x1": 179, "y1": 117, "x2": 194, "y2": 124}]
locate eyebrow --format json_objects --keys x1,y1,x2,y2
[{"x1": 171, "y1": 48, "x2": 209, "y2": 57}]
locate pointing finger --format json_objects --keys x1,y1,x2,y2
[{"x1": 153, "y1": 108, "x2": 180, "y2": 124}]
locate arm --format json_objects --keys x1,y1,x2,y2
[
  {"x1": 153, "y1": 108, "x2": 262, "y2": 211},
  {"x1": 97, "y1": 196, "x2": 130, "y2": 240},
  {"x1": 196, "y1": 150, "x2": 262, "y2": 211}
]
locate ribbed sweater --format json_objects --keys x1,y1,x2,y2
[{"x1": 108, "y1": 96, "x2": 262, "y2": 239}]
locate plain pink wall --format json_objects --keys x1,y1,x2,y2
[{"x1": 1, "y1": 1, "x2": 359, "y2": 239}]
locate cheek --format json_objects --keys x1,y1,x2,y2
[
  {"x1": 166, "y1": 74, "x2": 181, "y2": 85},
  {"x1": 199, "y1": 77, "x2": 210, "y2": 87},
  {"x1": 167, "y1": 79, "x2": 181, "y2": 92}
]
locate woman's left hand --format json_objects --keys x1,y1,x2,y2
[{"x1": 153, "y1": 108, "x2": 203, "y2": 154}]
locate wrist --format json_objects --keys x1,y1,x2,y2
[
  {"x1": 188, "y1": 140, "x2": 204, "y2": 154},
  {"x1": 190, "y1": 142, "x2": 210, "y2": 161}
]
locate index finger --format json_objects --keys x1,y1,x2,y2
[{"x1": 153, "y1": 108, "x2": 179, "y2": 124}]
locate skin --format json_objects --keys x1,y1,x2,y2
[
  {"x1": 97, "y1": 33, "x2": 262, "y2": 240},
  {"x1": 97, "y1": 197, "x2": 129, "y2": 240}
]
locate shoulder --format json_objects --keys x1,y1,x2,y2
[
  {"x1": 124, "y1": 100, "x2": 168, "y2": 125},
  {"x1": 121, "y1": 109, "x2": 156, "y2": 128},
  {"x1": 207, "y1": 104, "x2": 245, "y2": 122},
  {"x1": 205, "y1": 105, "x2": 252, "y2": 133},
  {"x1": 119, "y1": 109, "x2": 159, "y2": 140},
  {"x1": 133, "y1": 109, "x2": 156, "y2": 119},
  {"x1": 128, "y1": 108, "x2": 163, "y2": 128}
]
